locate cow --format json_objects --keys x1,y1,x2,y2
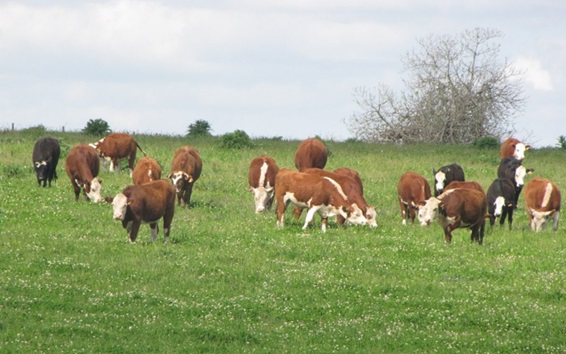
[
  {"x1": 500, "y1": 137, "x2": 530, "y2": 160},
  {"x1": 432, "y1": 163, "x2": 465, "y2": 196},
  {"x1": 90, "y1": 132, "x2": 147, "y2": 176},
  {"x1": 64, "y1": 144, "x2": 103, "y2": 202},
  {"x1": 248, "y1": 155, "x2": 279, "y2": 213},
  {"x1": 333, "y1": 167, "x2": 364, "y2": 195},
  {"x1": 497, "y1": 157, "x2": 534, "y2": 207},
  {"x1": 32, "y1": 136, "x2": 60, "y2": 187},
  {"x1": 275, "y1": 169, "x2": 367, "y2": 232},
  {"x1": 397, "y1": 172, "x2": 432, "y2": 225},
  {"x1": 299, "y1": 168, "x2": 377, "y2": 227},
  {"x1": 486, "y1": 178, "x2": 516, "y2": 229},
  {"x1": 168, "y1": 146, "x2": 202, "y2": 207},
  {"x1": 132, "y1": 156, "x2": 162, "y2": 185},
  {"x1": 417, "y1": 188, "x2": 487, "y2": 244},
  {"x1": 294, "y1": 138, "x2": 328, "y2": 171},
  {"x1": 444, "y1": 180, "x2": 485, "y2": 195},
  {"x1": 108, "y1": 179, "x2": 176, "y2": 243},
  {"x1": 524, "y1": 177, "x2": 561, "y2": 232}
]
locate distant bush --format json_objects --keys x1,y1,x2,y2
[
  {"x1": 557, "y1": 136, "x2": 566, "y2": 150},
  {"x1": 22, "y1": 125, "x2": 47, "y2": 139},
  {"x1": 220, "y1": 130, "x2": 254, "y2": 149},
  {"x1": 187, "y1": 120, "x2": 212, "y2": 137},
  {"x1": 472, "y1": 136, "x2": 499, "y2": 149},
  {"x1": 82, "y1": 119, "x2": 111, "y2": 136}
]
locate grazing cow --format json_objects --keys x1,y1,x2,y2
[
  {"x1": 108, "y1": 179, "x2": 175, "y2": 243},
  {"x1": 275, "y1": 169, "x2": 367, "y2": 232},
  {"x1": 294, "y1": 138, "x2": 328, "y2": 171},
  {"x1": 432, "y1": 163, "x2": 465, "y2": 196},
  {"x1": 248, "y1": 155, "x2": 280, "y2": 213},
  {"x1": 397, "y1": 172, "x2": 432, "y2": 225},
  {"x1": 300, "y1": 168, "x2": 377, "y2": 227},
  {"x1": 132, "y1": 156, "x2": 162, "y2": 185},
  {"x1": 497, "y1": 157, "x2": 534, "y2": 207},
  {"x1": 500, "y1": 138, "x2": 530, "y2": 160},
  {"x1": 486, "y1": 178, "x2": 516, "y2": 229},
  {"x1": 524, "y1": 177, "x2": 561, "y2": 232},
  {"x1": 64, "y1": 144, "x2": 103, "y2": 202},
  {"x1": 333, "y1": 167, "x2": 364, "y2": 195},
  {"x1": 444, "y1": 181, "x2": 485, "y2": 195},
  {"x1": 32, "y1": 136, "x2": 60, "y2": 187},
  {"x1": 418, "y1": 188, "x2": 487, "y2": 244},
  {"x1": 168, "y1": 146, "x2": 202, "y2": 207},
  {"x1": 90, "y1": 133, "x2": 146, "y2": 176}
]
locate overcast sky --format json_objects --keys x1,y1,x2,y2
[{"x1": 1, "y1": 0, "x2": 564, "y2": 147}]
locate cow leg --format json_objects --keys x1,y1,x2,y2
[
  {"x1": 552, "y1": 211, "x2": 560, "y2": 232},
  {"x1": 71, "y1": 180, "x2": 81, "y2": 201},
  {"x1": 399, "y1": 199, "x2": 407, "y2": 225},
  {"x1": 276, "y1": 199, "x2": 288, "y2": 228},
  {"x1": 150, "y1": 222, "x2": 158, "y2": 242},
  {"x1": 321, "y1": 217, "x2": 328, "y2": 233},
  {"x1": 303, "y1": 206, "x2": 321, "y2": 231},
  {"x1": 128, "y1": 221, "x2": 141, "y2": 243},
  {"x1": 163, "y1": 211, "x2": 174, "y2": 243},
  {"x1": 109, "y1": 159, "x2": 116, "y2": 172},
  {"x1": 507, "y1": 207, "x2": 513, "y2": 230},
  {"x1": 444, "y1": 218, "x2": 461, "y2": 244},
  {"x1": 409, "y1": 205, "x2": 417, "y2": 224},
  {"x1": 293, "y1": 205, "x2": 304, "y2": 220},
  {"x1": 128, "y1": 153, "x2": 135, "y2": 178}
]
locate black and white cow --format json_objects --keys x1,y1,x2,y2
[
  {"x1": 432, "y1": 163, "x2": 465, "y2": 196},
  {"x1": 486, "y1": 178, "x2": 516, "y2": 229},
  {"x1": 32, "y1": 137, "x2": 61, "y2": 187},
  {"x1": 497, "y1": 157, "x2": 534, "y2": 207}
]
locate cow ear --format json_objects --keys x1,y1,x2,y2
[
  {"x1": 188, "y1": 175, "x2": 194, "y2": 183},
  {"x1": 527, "y1": 168, "x2": 534, "y2": 174},
  {"x1": 507, "y1": 203, "x2": 514, "y2": 207},
  {"x1": 98, "y1": 178, "x2": 103, "y2": 184},
  {"x1": 105, "y1": 196, "x2": 114, "y2": 204},
  {"x1": 167, "y1": 173, "x2": 173, "y2": 179},
  {"x1": 127, "y1": 198, "x2": 134, "y2": 206},
  {"x1": 525, "y1": 145, "x2": 531, "y2": 150}
]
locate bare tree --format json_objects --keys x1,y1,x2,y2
[{"x1": 348, "y1": 28, "x2": 525, "y2": 144}]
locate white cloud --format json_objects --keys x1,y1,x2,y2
[{"x1": 514, "y1": 57, "x2": 554, "y2": 92}]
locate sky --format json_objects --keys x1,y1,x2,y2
[{"x1": 1, "y1": 0, "x2": 564, "y2": 147}]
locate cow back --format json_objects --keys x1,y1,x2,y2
[
  {"x1": 32, "y1": 136, "x2": 61, "y2": 163},
  {"x1": 132, "y1": 156, "x2": 162, "y2": 185},
  {"x1": 439, "y1": 188, "x2": 487, "y2": 223},
  {"x1": 122, "y1": 179, "x2": 176, "y2": 221},
  {"x1": 276, "y1": 169, "x2": 348, "y2": 207},
  {"x1": 65, "y1": 144, "x2": 100, "y2": 181},
  {"x1": 95, "y1": 133, "x2": 137, "y2": 159},
  {"x1": 524, "y1": 178, "x2": 561, "y2": 212},
  {"x1": 333, "y1": 167, "x2": 364, "y2": 195},
  {"x1": 248, "y1": 155, "x2": 279, "y2": 188},
  {"x1": 294, "y1": 138, "x2": 328, "y2": 171},
  {"x1": 486, "y1": 178, "x2": 516, "y2": 207},
  {"x1": 398, "y1": 172, "x2": 431, "y2": 204},
  {"x1": 445, "y1": 181, "x2": 485, "y2": 195},
  {"x1": 171, "y1": 146, "x2": 202, "y2": 180}
]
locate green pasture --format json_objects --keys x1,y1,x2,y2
[{"x1": 0, "y1": 130, "x2": 564, "y2": 353}]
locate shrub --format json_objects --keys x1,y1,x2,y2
[
  {"x1": 473, "y1": 136, "x2": 499, "y2": 149},
  {"x1": 187, "y1": 120, "x2": 212, "y2": 137},
  {"x1": 557, "y1": 136, "x2": 566, "y2": 150},
  {"x1": 82, "y1": 119, "x2": 111, "y2": 136},
  {"x1": 22, "y1": 125, "x2": 47, "y2": 139},
  {"x1": 220, "y1": 130, "x2": 254, "y2": 149}
]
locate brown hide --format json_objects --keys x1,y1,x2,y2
[
  {"x1": 294, "y1": 138, "x2": 328, "y2": 171},
  {"x1": 120, "y1": 179, "x2": 176, "y2": 242},
  {"x1": 132, "y1": 156, "x2": 162, "y2": 185},
  {"x1": 333, "y1": 167, "x2": 364, "y2": 195},
  {"x1": 65, "y1": 144, "x2": 100, "y2": 201},
  {"x1": 168, "y1": 146, "x2": 202, "y2": 206},
  {"x1": 93, "y1": 133, "x2": 143, "y2": 171},
  {"x1": 248, "y1": 155, "x2": 279, "y2": 188},
  {"x1": 444, "y1": 181, "x2": 486, "y2": 195},
  {"x1": 524, "y1": 177, "x2": 561, "y2": 214},
  {"x1": 499, "y1": 137, "x2": 530, "y2": 159},
  {"x1": 438, "y1": 188, "x2": 487, "y2": 244},
  {"x1": 397, "y1": 172, "x2": 431, "y2": 225}
]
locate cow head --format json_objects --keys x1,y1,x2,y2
[
  {"x1": 338, "y1": 203, "x2": 368, "y2": 226},
  {"x1": 493, "y1": 196, "x2": 514, "y2": 217},
  {"x1": 168, "y1": 171, "x2": 193, "y2": 193},
  {"x1": 513, "y1": 143, "x2": 530, "y2": 160},
  {"x1": 365, "y1": 206, "x2": 378, "y2": 227},
  {"x1": 109, "y1": 193, "x2": 130, "y2": 220},
  {"x1": 249, "y1": 184, "x2": 275, "y2": 213},
  {"x1": 514, "y1": 165, "x2": 534, "y2": 188},
  {"x1": 433, "y1": 169, "x2": 446, "y2": 195},
  {"x1": 84, "y1": 178, "x2": 103, "y2": 203},
  {"x1": 528, "y1": 208, "x2": 557, "y2": 232},
  {"x1": 417, "y1": 197, "x2": 443, "y2": 226},
  {"x1": 33, "y1": 159, "x2": 50, "y2": 183}
]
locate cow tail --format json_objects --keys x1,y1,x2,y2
[{"x1": 136, "y1": 141, "x2": 147, "y2": 156}]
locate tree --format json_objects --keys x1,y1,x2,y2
[
  {"x1": 187, "y1": 120, "x2": 212, "y2": 137},
  {"x1": 348, "y1": 28, "x2": 525, "y2": 144},
  {"x1": 82, "y1": 118, "x2": 111, "y2": 136}
]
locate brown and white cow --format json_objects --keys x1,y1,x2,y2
[
  {"x1": 499, "y1": 137, "x2": 530, "y2": 160},
  {"x1": 524, "y1": 177, "x2": 561, "y2": 232},
  {"x1": 333, "y1": 167, "x2": 364, "y2": 195},
  {"x1": 132, "y1": 156, "x2": 162, "y2": 185},
  {"x1": 294, "y1": 138, "x2": 328, "y2": 171},
  {"x1": 300, "y1": 168, "x2": 377, "y2": 227},
  {"x1": 168, "y1": 146, "x2": 202, "y2": 207},
  {"x1": 275, "y1": 169, "x2": 367, "y2": 232},
  {"x1": 444, "y1": 180, "x2": 486, "y2": 195},
  {"x1": 90, "y1": 133, "x2": 147, "y2": 176},
  {"x1": 64, "y1": 144, "x2": 103, "y2": 202},
  {"x1": 108, "y1": 179, "x2": 176, "y2": 243},
  {"x1": 397, "y1": 172, "x2": 432, "y2": 225},
  {"x1": 248, "y1": 155, "x2": 279, "y2": 213},
  {"x1": 418, "y1": 188, "x2": 487, "y2": 244}
]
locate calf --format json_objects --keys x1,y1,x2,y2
[
  {"x1": 132, "y1": 156, "x2": 162, "y2": 185},
  {"x1": 294, "y1": 138, "x2": 328, "y2": 171},
  {"x1": 397, "y1": 172, "x2": 431, "y2": 225},
  {"x1": 248, "y1": 155, "x2": 279, "y2": 213},
  {"x1": 500, "y1": 137, "x2": 530, "y2": 160},
  {"x1": 64, "y1": 144, "x2": 103, "y2": 202},
  {"x1": 168, "y1": 146, "x2": 202, "y2": 207},
  {"x1": 524, "y1": 177, "x2": 561, "y2": 232},
  {"x1": 90, "y1": 132, "x2": 146, "y2": 176},
  {"x1": 418, "y1": 188, "x2": 487, "y2": 244},
  {"x1": 108, "y1": 179, "x2": 176, "y2": 243},
  {"x1": 486, "y1": 178, "x2": 516, "y2": 229},
  {"x1": 301, "y1": 168, "x2": 377, "y2": 227},
  {"x1": 497, "y1": 157, "x2": 534, "y2": 206},
  {"x1": 32, "y1": 136, "x2": 60, "y2": 187},
  {"x1": 432, "y1": 163, "x2": 465, "y2": 196},
  {"x1": 275, "y1": 169, "x2": 367, "y2": 232}
]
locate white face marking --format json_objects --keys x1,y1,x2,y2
[
  {"x1": 323, "y1": 177, "x2": 348, "y2": 200},
  {"x1": 87, "y1": 178, "x2": 103, "y2": 203},
  {"x1": 344, "y1": 204, "x2": 368, "y2": 226},
  {"x1": 258, "y1": 162, "x2": 268, "y2": 187},
  {"x1": 435, "y1": 171, "x2": 446, "y2": 193},
  {"x1": 365, "y1": 206, "x2": 378, "y2": 227},
  {"x1": 494, "y1": 196, "x2": 505, "y2": 217},
  {"x1": 112, "y1": 193, "x2": 129, "y2": 220},
  {"x1": 418, "y1": 198, "x2": 441, "y2": 226},
  {"x1": 514, "y1": 143, "x2": 526, "y2": 160},
  {"x1": 515, "y1": 166, "x2": 527, "y2": 187},
  {"x1": 170, "y1": 172, "x2": 185, "y2": 192},
  {"x1": 251, "y1": 186, "x2": 274, "y2": 213},
  {"x1": 541, "y1": 183, "x2": 553, "y2": 208},
  {"x1": 530, "y1": 210, "x2": 553, "y2": 232}
]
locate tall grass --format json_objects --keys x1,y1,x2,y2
[{"x1": 0, "y1": 130, "x2": 564, "y2": 353}]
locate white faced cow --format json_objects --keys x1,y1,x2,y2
[
  {"x1": 497, "y1": 157, "x2": 534, "y2": 207},
  {"x1": 248, "y1": 155, "x2": 279, "y2": 213},
  {"x1": 397, "y1": 172, "x2": 432, "y2": 225},
  {"x1": 500, "y1": 138, "x2": 530, "y2": 160},
  {"x1": 168, "y1": 146, "x2": 202, "y2": 207},
  {"x1": 64, "y1": 144, "x2": 103, "y2": 202},
  {"x1": 432, "y1": 163, "x2": 465, "y2": 197},
  {"x1": 524, "y1": 177, "x2": 561, "y2": 232}
]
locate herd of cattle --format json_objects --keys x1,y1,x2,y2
[{"x1": 31, "y1": 134, "x2": 561, "y2": 244}]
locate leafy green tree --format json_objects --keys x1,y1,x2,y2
[
  {"x1": 187, "y1": 120, "x2": 212, "y2": 137},
  {"x1": 220, "y1": 130, "x2": 254, "y2": 149},
  {"x1": 82, "y1": 119, "x2": 111, "y2": 136}
]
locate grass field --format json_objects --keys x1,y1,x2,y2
[{"x1": 0, "y1": 130, "x2": 564, "y2": 353}]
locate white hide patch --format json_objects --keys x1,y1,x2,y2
[
  {"x1": 323, "y1": 177, "x2": 348, "y2": 200},
  {"x1": 258, "y1": 162, "x2": 268, "y2": 187},
  {"x1": 515, "y1": 166, "x2": 527, "y2": 187},
  {"x1": 514, "y1": 143, "x2": 526, "y2": 160},
  {"x1": 112, "y1": 193, "x2": 129, "y2": 220},
  {"x1": 494, "y1": 196, "x2": 505, "y2": 217},
  {"x1": 418, "y1": 197, "x2": 442, "y2": 226},
  {"x1": 435, "y1": 171, "x2": 446, "y2": 193},
  {"x1": 541, "y1": 183, "x2": 553, "y2": 208},
  {"x1": 87, "y1": 178, "x2": 103, "y2": 203}
]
